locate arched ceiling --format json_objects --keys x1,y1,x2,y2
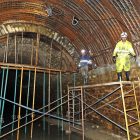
[{"x1": 0, "y1": 0, "x2": 140, "y2": 70}]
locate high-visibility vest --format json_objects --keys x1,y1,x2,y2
[
  {"x1": 113, "y1": 40, "x2": 135, "y2": 57},
  {"x1": 78, "y1": 55, "x2": 92, "y2": 68}
]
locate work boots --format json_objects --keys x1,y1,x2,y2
[
  {"x1": 117, "y1": 72, "x2": 122, "y2": 81},
  {"x1": 85, "y1": 78, "x2": 88, "y2": 85},
  {"x1": 126, "y1": 71, "x2": 130, "y2": 81},
  {"x1": 83, "y1": 78, "x2": 86, "y2": 85},
  {"x1": 83, "y1": 78, "x2": 88, "y2": 85}
]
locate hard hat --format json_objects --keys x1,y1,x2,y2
[
  {"x1": 121, "y1": 32, "x2": 128, "y2": 37},
  {"x1": 81, "y1": 49, "x2": 85, "y2": 53}
]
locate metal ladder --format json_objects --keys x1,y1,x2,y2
[
  {"x1": 120, "y1": 81, "x2": 140, "y2": 140},
  {"x1": 68, "y1": 86, "x2": 85, "y2": 140},
  {"x1": 68, "y1": 91, "x2": 80, "y2": 126}
]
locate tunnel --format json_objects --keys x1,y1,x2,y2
[{"x1": 0, "y1": 0, "x2": 140, "y2": 140}]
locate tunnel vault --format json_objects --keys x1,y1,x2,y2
[
  {"x1": 0, "y1": 23, "x2": 78, "y2": 72},
  {"x1": 0, "y1": 0, "x2": 139, "y2": 67}
]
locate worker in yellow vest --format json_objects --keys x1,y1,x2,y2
[{"x1": 113, "y1": 32, "x2": 136, "y2": 81}]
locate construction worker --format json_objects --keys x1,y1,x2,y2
[
  {"x1": 77, "y1": 49, "x2": 92, "y2": 85},
  {"x1": 113, "y1": 32, "x2": 136, "y2": 81}
]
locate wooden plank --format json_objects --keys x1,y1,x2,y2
[
  {"x1": 0, "y1": 62, "x2": 77, "y2": 73},
  {"x1": 1, "y1": 66, "x2": 60, "y2": 74},
  {"x1": 69, "y1": 81, "x2": 139, "y2": 90}
]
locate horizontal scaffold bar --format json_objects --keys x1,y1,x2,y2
[
  {"x1": 0, "y1": 63, "x2": 76, "y2": 74},
  {"x1": 69, "y1": 81, "x2": 139, "y2": 90}
]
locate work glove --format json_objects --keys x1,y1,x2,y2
[
  {"x1": 133, "y1": 55, "x2": 136, "y2": 61},
  {"x1": 90, "y1": 65, "x2": 92, "y2": 70},
  {"x1": 113, "y1": 56, "x2": 116, "y2": 62}
]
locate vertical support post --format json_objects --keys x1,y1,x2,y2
[
  {"x1": 0, "y1": 69, "x2": 5, "y2": 114},
  {"x1": 21, "y1": 32, "x2": 23, "y2": 64},
  {"x1": 120, "y1": 79, "x2": 130, "y2": 140},
  {"x1": 84, "y1": 89, "x2": 86, "y2": 121},
  {"x1": 31, "y1": 39, "x2": 34, "y2": 65},
  {"x1": 138, "y1": 78, "x2": 140, "y2": 126},
  {"x1": 43, "y1": 72, "x2": 45, "y2": 130},
  {"x1": 72, "y1": 90, "x2": 74, "y2": 127},
  {"x1": 49, "y1": 33, "x2": 55, "y2": 68},
  {"x1": 81, "y1": 86, "x2": 84, "y2": 140},
  {"x1": 60, "y1": 51, "x2": 62, "y2": 70},
  {"x1": 25, "y1": 70, "x2": 31, "y2": 134},
  {"x1": 133, "y1": 83, "x2": 140, "y2": 127},
  {"x1": 57, "y1": 74, "x2": 59, "y2": 128},
  {"x1": 79, "y1": 94, "x2": 80, "y2": 120},
  {"x1": 3, "y1": 42, "x2": 6, "y2": 63},
  {"x1": 54, "y1": 50, "x2": 56, "y2": 69},
  {"x1": 48, "y1": 70, "x2": 50, "y2": 135},
  {"x1": 17, "y1": 37, "x2": 18, "y2": 64},
  {"x1": 68, "y1": 86, "x2": 70, "y2": 132},
  {"x1": 35, "y1": 33, "x2": 40, "y2": 66},
  {"x1": 31, "y1": 68, "x2": 36, "y2": 138},
  {"x1": 15, "y1": 35, "x2": 17, "y2": 64},
  {"x1": 17, "y1": 67, "x2": 23, "y2": 140},
  {"x1": 73, "y1": 73, "x2": 75, "y2": 126},
  {"x1": 49, "y1": 36, "x2": 53, "y2": 69},
  {"x1": 12, "y1": 69, "x2": 18, "y2": 136},
  {"x1": 6, "y1": 34, "x2": 9, "y2": 63},
  {"x1": 0, "y1": 66, "x2": 9, "y2": 135},
  {"x1": 60, "y1": 71, "x2": 63, "y2": 132}
]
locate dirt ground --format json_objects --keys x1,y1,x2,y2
[{"x1": 44, "y1": 116, "x2": 128, "y2": 140}]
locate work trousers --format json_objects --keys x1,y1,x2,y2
[
  {"x1": 116, "y1": 55, "x2": 130, "y2": 73},
  {"x1": 81, "y1": 65, "x2": 88, "y2": 78}
]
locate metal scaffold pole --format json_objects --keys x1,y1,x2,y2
[
  {"x1": 0, "y1": 69, "x2": 5, "y2": 114},
  {"x1": 68, "y1": 86, "x2": 70, "y2": 132},
  {"x1": 25, "y1": 70, "x2": 31, "y2": 134},
  {"x1": 57, "y1": 74, "x2": 59, "y2": 128},
  {"x1": 73, "y1": 73, "x2": 75, "y2": 126},
  {"x1": 31, "y1": 68, "x2": 37, "y2": 138},
  {"x1": 48, "y1": 70, "x2": 50, "y2": 135},
  {"x1": 60, "y1": 71, "x2": 63, "y2": 132},
  {"x1": 43, "y1": 72, "x2": 45, "y2": 130},
  {"x1": 12, "y1": 69, "x2": 18, "y2": 136},
  {"x1": 17, "y1": 67, "x2": 23, "y2": 140},
  {"x1": 81, "y1": 87, "x2": 84, "y2": 140},
  {"x1": 0, "y1": 93, "x2": 80, "y2": 139},
  {"x1": 0, "y1": 67, "x2": 9, "y2": 135}
]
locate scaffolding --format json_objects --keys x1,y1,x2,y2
[
  {"x1": 0, "y1": 64, "x2": 78, "y2": 140},
  {"x1": 68, "y1": 80, "x2": 140, "y2": 140},
  {"x1": 0, "y1": 62, "x2": 140, "y2": 140}
]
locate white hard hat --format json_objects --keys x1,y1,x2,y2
[
  {"x1": 81, "y1": 49, "x2": 85, "y2": 53},
  {"x1": 121, "y1": 32, "x2": 128, "y2": 37}
]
